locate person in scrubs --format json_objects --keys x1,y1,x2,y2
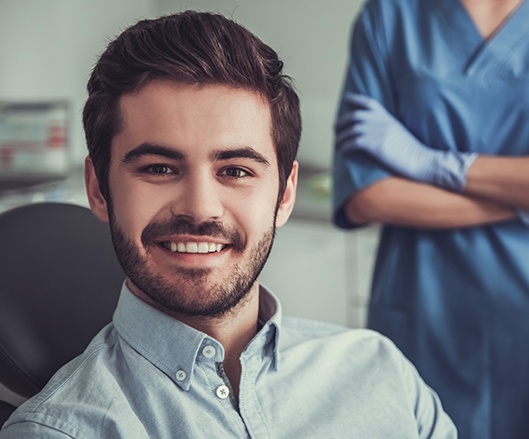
[{"x1": 332, "y1": 0, "x2": 529, "y2": 438}]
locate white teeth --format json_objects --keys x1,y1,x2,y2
[{"x1": 163, "y1": 241, "x2": 225, "y2": 253}]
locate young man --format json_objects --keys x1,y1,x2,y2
[{"x1": 0, "y1": 11, "x2": 456, "y2": 438}]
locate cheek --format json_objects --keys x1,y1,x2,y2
[
  {"x1": 109, "y1": 181, "x2": 164, "y2": 241},
  {"x1": 235, "y1": 190, "x2": 278, "y2": 234}
]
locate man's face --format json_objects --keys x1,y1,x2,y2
[{"x1": 86, "y1": 81, "x2": 297, "y2": 319}]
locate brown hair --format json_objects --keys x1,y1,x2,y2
[{"x1": 82, "y1": 11, "x2": 301, "y2": 200}]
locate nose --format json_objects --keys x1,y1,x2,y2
[{"x1": 172, "y1": 172, "x2": 224, "y2": 223}]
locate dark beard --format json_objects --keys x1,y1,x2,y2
[{"x1": 108, "y1": 213, "x2": 276, "y2": 319}]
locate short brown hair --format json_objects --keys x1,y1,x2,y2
[{"x1": 82, "y1": 11, "x2": 301, "y2": 199}]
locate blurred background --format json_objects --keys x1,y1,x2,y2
[{"x1": 0, "y1": 0, "x2": 379, "y2": 329}]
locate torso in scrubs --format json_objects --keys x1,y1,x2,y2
[{"x1": 332, "y1": 1, "x2": 529, "y2": 438}]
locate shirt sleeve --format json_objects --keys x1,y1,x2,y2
[
  {"x1": 398, "y1": 348, "x2": 458, "y2": 439},
  {"x1": 332, "y1": 0, "x2": 398, "y2": 229}
]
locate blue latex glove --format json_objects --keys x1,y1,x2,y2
[{"x1": 336, "y1": 93, "x2": 478, "y2": 191}]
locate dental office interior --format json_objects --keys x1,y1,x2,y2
[{"x1": 0, "y1": 0, "x2": 378, "y2": 407}]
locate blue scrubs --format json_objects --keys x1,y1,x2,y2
[{"x1": 332, "y1": 0, "x2": 529, "y2": 438}]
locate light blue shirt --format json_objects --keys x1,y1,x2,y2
[{"x1": 0, "y1": 284, "x2": 456, "y2": 438}]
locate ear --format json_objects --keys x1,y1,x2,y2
[
  {"x1": 85, "y1": 157, "x2": 110, "y2": 223},
  {"x1": 275, "y1": 161, "x2": 298, "y2": 228}
]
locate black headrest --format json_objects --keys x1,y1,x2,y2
[{"x1": 0, "y1": 202, "x2": 124, "y2": 398}]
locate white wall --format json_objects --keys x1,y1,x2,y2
[
  {"x1": 0, "y1": 0, "x2": 157, "y2": 165},
  {"x1": 156, "y1": 0, "x2": 364, "y2": 168}
]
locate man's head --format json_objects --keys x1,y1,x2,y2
[
  {"x1": 83, "y1": 11, "x2": 301, "y2": 320},
  {"x1": 83, "y1": 11, "x2": 301, "y2": 202}
]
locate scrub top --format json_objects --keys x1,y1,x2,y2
[{"x1": 332, "y1": 1, "x2": 529, "y2": 438}]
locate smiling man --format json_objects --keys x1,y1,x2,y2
[
  {"x1": 0, "y1": 11, "x2": 456, "y2": 438},
  {"x1": 90, "y1": 81, "x2": 292, "y2": 393}
]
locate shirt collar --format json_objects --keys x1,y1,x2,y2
[
  {"x1": 254, "y1": 284, "x2": 282, "y2": 370},
  {"x1": 112, "y1": 283, "x2": 282, "y2": 390}
]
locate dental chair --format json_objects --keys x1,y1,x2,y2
[{"x1": 0, "y1": 202, "x2": 124, "y2": 426}]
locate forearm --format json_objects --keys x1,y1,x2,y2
[
  {"x1": 345, "y1": 177, "x2": 516, "y2": 229},
  {"x1": 465, "y1": 155, "x2": 529, "y2": 210}
]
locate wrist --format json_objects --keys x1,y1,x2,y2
[{"x1": 432, "y1": 151, "x2": 478, "y2": 191}]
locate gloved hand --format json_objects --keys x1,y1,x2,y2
[{"x1": 335, "y1": 93, "x2": 478, "y2": 191}]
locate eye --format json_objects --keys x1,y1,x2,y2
[
  {"x1": 140, "y1": 164, "x2": 175, "y2": 175},
  {"x1": 220, "y1": 167, "x2": 252, "y2": 179}
]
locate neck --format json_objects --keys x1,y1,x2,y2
[
  {"x1": 129, "y1": 279, "x2": 261, "y2": 400},
  {"x1": 461, "y1": 0, "x2": 523, "y2": 39},
  {"x1": 185, "y1": 285, "x2": 261, "y2": 400}
]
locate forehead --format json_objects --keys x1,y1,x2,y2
[{"x1": 114, "y1": 81, "x2": 275, "y2": 161}]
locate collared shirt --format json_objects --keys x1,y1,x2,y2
[{"x1": 0, "y1": 284, "x2": 456, "y2": 438}]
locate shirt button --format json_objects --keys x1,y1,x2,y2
[
  {"x1": 175, "y1": 370, "x2": 187, "y2": 381},
  {"x1": 216, "y1": 385, "x2": 230, "y2": 399},
  {"x1": 202, "y1": 345, "x2": 216, "y2": 359}
]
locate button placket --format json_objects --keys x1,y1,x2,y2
[{"x1": 215, "y1": 385, "x2": 230, "y2": 399}]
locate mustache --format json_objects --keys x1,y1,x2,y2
[{"x1": 141, "y1": 217, "x2": 245, "y2": 251}]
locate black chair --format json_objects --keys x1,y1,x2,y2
[
  {"x1": 0, "y1": 400, "x2": 15, "y2": 428},
  {"x1": 0, "y1": 202, "x2": 124, "y2": 426}
]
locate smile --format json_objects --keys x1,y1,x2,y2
[{"x1": 161, "y1": 241, "x2": 226, "y2": 253}]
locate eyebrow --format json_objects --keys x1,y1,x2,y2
[
  {"x1": 122, "y1": 143, "x2": 185, "y2": 163},
  {"x1": 211, "y1": 147, "x2": 270, "y2": 166},
  {"x1": 122, "y1": 143, "x2": 270, "y2": 167}
]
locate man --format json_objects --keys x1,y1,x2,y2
[{"x1": 0, "y1": 11, "x2": 456, "y2": 438}]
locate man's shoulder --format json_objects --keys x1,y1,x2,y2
[
  {"x1": 281, "y1": 316, "x2": 405, "y2": 364},
  {"x1": 1, "y1": 324, "x2": 130, "y2": 437},
  {"x1": 41, "y1": 323, "x2": 122, "y2": 393}
]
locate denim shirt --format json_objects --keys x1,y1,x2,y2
[{"x1": 0, "y1": 284, "x2": 456, "y2": 438}]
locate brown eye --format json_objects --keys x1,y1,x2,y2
[
  {"x1": 151, "y1": 164, "x2": 170, "y2": 174},
  {"x1": 221, "y1": 167, "x2": 250, "y2": 178},
  {"x1": 141, "y1": 164, "x2": 174, "y2": 175}
]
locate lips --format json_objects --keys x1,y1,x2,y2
[{"x1": 161, "y1": 241, "x2": 226, "y2": 253}]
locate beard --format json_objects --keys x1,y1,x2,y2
[{"x1": 108, "y1": 211, "x2": 276, "y2": 319}]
